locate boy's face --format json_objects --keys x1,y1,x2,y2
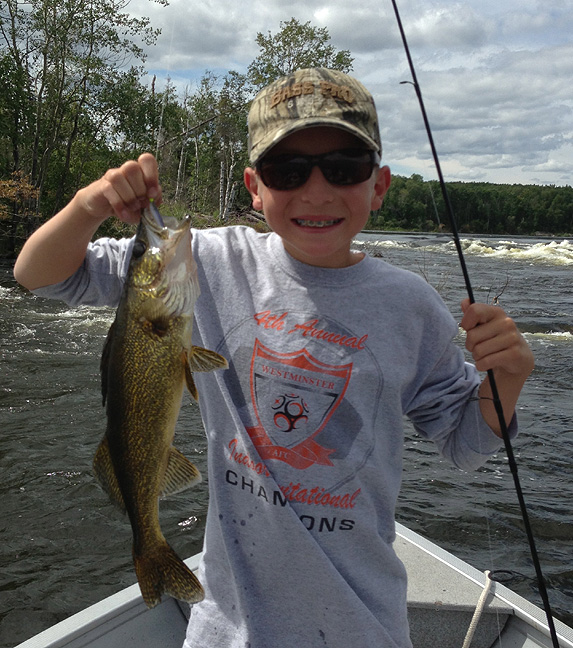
[{"x1": 244, "y1": 127, "x2": 391, "y2": 268}]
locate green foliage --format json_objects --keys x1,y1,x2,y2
[
  {"x1": 247, "y1": 18, "x2": 353, "y2": 91},
  {"x1": 0, "y1": 0, "x2": 163, "y2": 218},
  {"x1": 367, "y1": 174, "x2": 573, "y2": 236},
  {"x1": 167, "y1": 70, "x2": 251, "y2": 217},
  {"x1": 1, "y1": 6, "x2": 571, "y2": 257}
]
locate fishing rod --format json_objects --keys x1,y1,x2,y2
[{"x1": 389, "y1": 2, "x2": 560, "y2": 645}]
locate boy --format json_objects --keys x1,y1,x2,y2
[{"x1": 14, "y1": 68, "x2": 534, "y2": 647}]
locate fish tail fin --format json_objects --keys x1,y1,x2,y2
[{"x1": 134, "y1": 541, "x2": 205, "y2": 608}]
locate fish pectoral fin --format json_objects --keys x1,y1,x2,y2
[
  {"x1": 93, "y1": 436, "x2": 126, "y2": 513},
  {"x1": 160, "y1": 447, "x2": 202, "y2": 499},
  {"x1": 183, "y1": 347, "x2": 227, "y2": 400},
  {"x1": 188, "y1": 346, "x2": 229, "y2": 373}
]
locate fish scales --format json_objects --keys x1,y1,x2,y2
[{"x1": 94, "y1": 205, "x2": 227, "y2": 608}]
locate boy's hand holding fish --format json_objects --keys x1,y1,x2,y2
[{"x1": 80, "y1": 152, "x2": 162, "y2": 224}]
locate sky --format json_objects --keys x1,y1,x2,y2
[{"x1": 129, "y1": 0, "x2": 573, "y2": 186}]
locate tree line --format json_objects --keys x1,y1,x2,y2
[
  {"x1": 1, "y1": 3, "x2": 570, "y2": 258},
  {"x1": 368, "y1": 174, "x2": 573, "y2": 236}
]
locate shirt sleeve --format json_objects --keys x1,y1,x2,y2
[
  {"x1": 403, "y1": 296, "x2": 517, "y2": 471},
  {"x1": 32, "y1": 236, "x2": 134, "y2": 307},
  {"x1": 409, "y1": 361, "x2": 517, "y2": 471}
]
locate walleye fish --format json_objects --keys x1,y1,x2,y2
[{"x1": 93, "y1": 203, "x2": 227, "y2": 608}]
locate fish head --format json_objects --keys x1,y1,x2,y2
[{"x1": 127, "y1": 206, "x2": 199, "y2": 318}]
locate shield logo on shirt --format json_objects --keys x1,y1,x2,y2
[{"x1": 247, "y1": 339, "x2": 352, "y2": 469}]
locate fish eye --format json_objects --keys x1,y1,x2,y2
[{"x1": 132, "y1": 240, "x2": 146, "y2": 258}]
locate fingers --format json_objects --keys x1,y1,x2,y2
[
  {"x1": 138, "y1": 153, "x2": 161, "y2": 201},
  {"x1": 460, "y1": 300, "x2": 500, "y2": 333},
  {"x1": 466, "y1": 315, "x2": 522, "y2": 372},
  {"x1": 460, "y1": 301, "x2": 534, "y2": 375},
  {"x1": 100, "y1": 153, "x2": 161, "y2": 223}
]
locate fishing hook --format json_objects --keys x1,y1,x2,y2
[{"x1": 389, "y1": 1, "x2": 560, "y2": 645}]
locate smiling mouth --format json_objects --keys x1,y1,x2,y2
[{"x1": 295, "y1": 219, "x2": 342, "y2": 228}]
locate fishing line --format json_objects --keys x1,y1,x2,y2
[{"x1": 389, "y1": 1, "x2": 560, "y2": 645}]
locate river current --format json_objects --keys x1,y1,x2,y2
[{"x1": 1, "y1": 233, "x2": 572, "y2": 646}]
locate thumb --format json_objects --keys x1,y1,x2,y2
[{"x1": 460, "y1": 297, "x2": 471, "y2": 314}]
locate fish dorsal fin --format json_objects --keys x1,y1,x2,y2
[
  {"x1": 188, "y1": 346, "x2": 228, "y2": 373},
  {"x1": 93, "y1": 436, "x2": 126, "y2": 513},
  {"x1": 160, "y1": 448, "x2": 202, "y2": 499}
]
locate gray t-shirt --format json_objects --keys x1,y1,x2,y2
[{"x1": 34, "y1": 226, "x2": 511, "y2": 648}]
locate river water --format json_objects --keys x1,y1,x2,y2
[{"x1": 1, "y1": 233, "x2": 572, "y2": 646}]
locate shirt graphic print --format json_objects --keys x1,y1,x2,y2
[{"x1": 219, "y1": 307, "x2": 384, "y2": 511}]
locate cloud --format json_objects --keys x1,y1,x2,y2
[
  {"x1": 377, "y1": 37, "x2": 573, "y2": 184},
  {"x1": 127, "y1": 0, "x2": 572, "y2": 186},
  {"x1": 312, "y1": 4, "x2": 400, "y2": 54},
  {"x1": 137, "y1": 3, "x2": 254, "y2": 70},
  {"x1": 405, "y1": 4, "x2": 492, "y2": 49}
]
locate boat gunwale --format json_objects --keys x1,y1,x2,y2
[
  {"x1": 13, "y1": 555, "x2": 200, "y2": 648},
  {"x1": 396, "y1": 522, "x2": 573, "y2": 648},
  {"x1": 13, "y1": 531, "x2": 573, "y2": 648}
]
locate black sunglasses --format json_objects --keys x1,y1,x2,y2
[{"x1": 256, "y1": 148, "x2": 380, "y2": 191}]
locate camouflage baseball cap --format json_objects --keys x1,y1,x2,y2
[{"x1": 247, "y1": 68, "x2": 382, "y2": 164}]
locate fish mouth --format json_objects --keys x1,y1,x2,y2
[
  {"x1": 142, "y1": 207, "x2": 190, "y2": 240},
  {"x1": 141, "y1": 208, "x2": 192, "y2": 257},
  {"x1": 136, "y1": 208, "x2": 198, "y2": 315},
  {"x1": 294, "y1": 218, "x2": 343, "y2": 228}
]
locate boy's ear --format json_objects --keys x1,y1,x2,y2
[
  {"x1": 371, "y1": 165, "x2": 391, "y2": 211},
  {"x1": 244, "y1": 167, "x2": 263, "y2": 211}
]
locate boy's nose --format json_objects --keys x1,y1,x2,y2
[{"x1": 299, "y1": 166, "x2": 335, "y2": 204}]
